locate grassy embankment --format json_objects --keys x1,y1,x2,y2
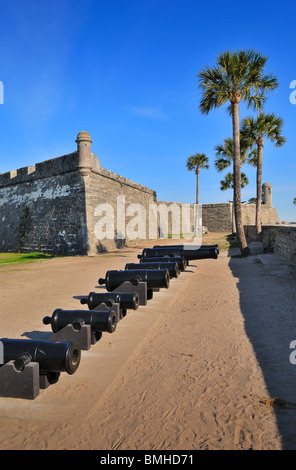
[{"x1": 0, "y1": 252, "x2": 54, "y2": 266}]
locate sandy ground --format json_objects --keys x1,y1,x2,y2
[{"x1": 0, "y1": 235, "x2": 296, "y2": 450}]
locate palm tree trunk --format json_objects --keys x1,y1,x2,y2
[
  {"x1": 232, "y1": 201, "x2": 236, "y2": 234},
  {"x1": 256, "y1": 137, "x2": 264, "y2": 238},
  {"x1": 196, "y1": 167, "x2": 200, "y2": 204},
  {"x1": 231, "y1": 97, "x2": 248, "y2": 253}
]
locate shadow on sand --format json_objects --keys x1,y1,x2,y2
[{"x1": 228, "y1": 253, "x2": 296, "y2": 449}]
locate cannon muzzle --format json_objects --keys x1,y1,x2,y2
[{"x1": 0, "y1": 338, "x2": 81, "y2": 375}]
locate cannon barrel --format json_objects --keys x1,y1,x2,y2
[
  {"x1": 153, "y1": 244, "x2": 219, "y2": 254},
  {"x1": 125, "y1": 262, "x2": 180, "y2": 278},
  {"x1": 0, "y1": 338, "x2": 81, "y2": 375},
  {"x1": 80, "y1": 291, "x2": 139, "y2": 311},
  {"x1": 43, "y1": 308, "x2": 117, "y2": 338},
  {"x1": 139, "y1": 256, "x2": 187, "y2": 271},
  {"x1": 137, "y1": 246, "x2": 218, "y2": 261},
  {"x1": 98, "y1": 269, "x2": 170, "y2": 292}
]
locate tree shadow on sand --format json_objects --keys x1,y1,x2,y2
[{"x1": 229, "y1": 254, "x2": 296, "y2": 449}]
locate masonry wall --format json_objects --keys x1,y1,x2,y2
[
  {"x1": 244, "y1": 225, "x2": 296, "y2": 264},
  {"x1": 201, "y1": 202, "x2": 280, "y2": 232},
  {"x1": 0, "y1": 152, "x2": 88, "y2": 255},
  {"x1": 201, "y1": 203, "x2": 233, "y2": 232},
  {"x1": 84, "y1": 165, "x2": 157, "y2": 254}
]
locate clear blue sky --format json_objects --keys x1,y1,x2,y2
[{"x1": 0, "y1": 0, "x2": 295, "y2": 222}]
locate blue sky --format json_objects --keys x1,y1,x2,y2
[{"x1": 0, "y1": 0, "x2": 295, "y2": 222}]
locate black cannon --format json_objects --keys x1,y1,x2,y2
[
  {"x1": 139, "y1": 256, "x2": 187, "y2": 271},
  {"x1": 43, "y1": 308, "x2": 117, "y2": 341},
  {"x1": 98, "y1": 269, "x2": 170, "y2": 292},
  {"x1": 0, "y1": 338, "x2": 81, "y2": 375},
  {"x1": 125, "y1": 262, "x2": 180, "y2": 278},
  {"x1": 153, "y1": 243, "x2": 220, "y2": 254},
  {"x1": 137, "y1": 245, "x2": 218, "y2": 261},
  {"x1": 80, "y1": 291, "x2": 140, "y2": 311}
]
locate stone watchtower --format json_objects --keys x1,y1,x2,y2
[
  {"x1": 262, "y1": 182, "x2": 272, "y2": 207},
  {"x1": 76, "y1": 131, "x2": 93, "y2": 176}
]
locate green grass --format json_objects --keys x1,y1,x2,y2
[
  {"x1": 0, "y1": 252, "x2": 55, "y2": 266},
  {"x1": 167, "y1": 233, "x2": 194, "y2": 239}
]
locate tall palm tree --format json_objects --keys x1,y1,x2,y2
[
  {"x1": 241, "y1": 113, "x2": 286, "y2": 236},
  {"x1": 197, "y1": 49, "x2": 278, "y2": 254},
  {"x1": 294, "y1": 198, "x2": 296, "y2": 206},
  {"x1": 186, "y1": 153, "x2": 209, "y2": 204}
]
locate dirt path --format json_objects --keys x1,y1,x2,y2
[{"x1": 0, "y1": 237, "x2": 295, "y2": 450}]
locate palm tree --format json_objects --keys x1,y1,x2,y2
[
  {"x1": 186, "y1": 153, "x2": 209, "y2": 204},
  {"x1": 293, "y1": 198, "x2": 296, "y2": 206},
  {"x1": 214, "y1": 136, "x2": 257, "y2": 172},
  {"x1": 197, "y1": 49, "x2": 278, "y2": 254},
  {"x1": 220, "y1": 171, "x2": 249, "y2": 234},
  {"x1": 241, "y1": 113, "x2": 286, "y2": 236},
  {"x1": 214, "y1": 136, "x2": 257, "y2": 234},
  {"x1": 220, "y1": 172, "x2": 249, "y2": 191}
]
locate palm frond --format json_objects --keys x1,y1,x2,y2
[
  {"x1": 186, "y1": 153, "x2": 210, "y2": 172},
  {"x1": 198, "y1": 49, "x2": 278, "y2": 114},
  {"x1": 241, "y1": 112, "x2": 286, "y2": 147}
]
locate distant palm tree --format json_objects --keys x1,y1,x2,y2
[
  {"x1": 220, "y1": 171, "x2": 249, "y2": 234},
  {"x1": 214, "y1": 136, "x2": 257, "y2": 172},
  {"x1": 294, "y1": 198, "x2": 296, "y2": 206},
  {"x1": 186, "y1": 153, "x2": 209, "y2": 204},
  {"x1": 220, "y1": 172, "x2": 249, "y2": 191},
  {"x1": 215, "y1": 136, "x2": 257, "y2": 234},
  {"x1": 197, "y1": 49, "x2": 278, "y2": 254},
  {"x1": 241, "y1": 113, "x2": 286, "y2": 236}
]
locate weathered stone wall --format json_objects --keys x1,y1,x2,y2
[
  {"x1": 0, "y1": 146, "x2": 157, "y2": 255},
  {"x1": 241, "y1": 203, "x2": 280, "y2": 226},
  {"x1": 201, "y1": 203, "x2": 233, "y2": 232},
  {"x1": 201, "y1": 202, "x2": 280, "y2": 233},
  {"x1": 85, "y1": 165, "x2": 156, "y2": 254},
  {"x1": 244, "y1": 225, "x2": 296, "y2": 264},
  {"x1": 0, "y1": 153, "x2": 88, "y2": 255}
]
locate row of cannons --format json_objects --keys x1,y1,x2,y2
[{"x1": 0, "y1": 243, "x2": 219, "y2": 399}]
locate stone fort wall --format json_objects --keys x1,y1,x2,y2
[
  {"x1": 201, "y1": 202, "x2": 280, "y2": 233},
  {"x1": 0, "y1": 131, "x2": 281, "y2": 255},
  {"x1": 244, "y1": 225, "x2": 296, "y2": 264}
]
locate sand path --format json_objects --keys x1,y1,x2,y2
[{"x1": 0, "y1": 238, "x2": 296, "y2": 450}]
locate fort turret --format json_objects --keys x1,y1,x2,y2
[
  {"x1": 262, "y1": 182, "x2": 272, "y2": 207},
  {"x1": 76, "y1": 131, "x2": 92, "y2": 176}
]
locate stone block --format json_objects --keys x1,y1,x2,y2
[{"x1": 249, "y1": 241, "x2": 264, "y2": 255}]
